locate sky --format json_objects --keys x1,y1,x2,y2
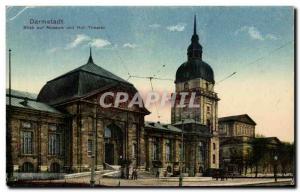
[{"x1": 6, "y1": 6, "x2": 294, "y2": 142}]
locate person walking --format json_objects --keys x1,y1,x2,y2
[{"x1": 134, "y1": 169, "x2": 138, "y2": 180}]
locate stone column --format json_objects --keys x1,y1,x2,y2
[
  {"x1": 138, "y1": 126, "x2": 146, "y2": 170},
  {"x1": 96, "y1": 119, "x2": 104, "y2": 170},
  {"x1": 39, "y1": 123, "x2": 48, "y2": 172}
]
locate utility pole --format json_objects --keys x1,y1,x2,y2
[
  {"x1": 90, "y1": 103, "x2": 97, "y2": 187},
  {"x1": 9, "y1": 49, "x2": 11, "y2": 106},
  {"x1": 7, "y1": 49, "x2": 13, "y2": 183},
  {"x1": 179, "y1": 119, "x2": 184, "y2": 186}
]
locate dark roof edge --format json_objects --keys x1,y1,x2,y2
[{"x1": 47, "y1": 67, "x2": 133, "y2": 86}]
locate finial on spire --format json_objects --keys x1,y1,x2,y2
[
  {"x1": 194, "y1": 14, "x2": 197, "y2": 35},
  {"x1": 88, "y1": 46, "x2": 94, "y2": 63}
]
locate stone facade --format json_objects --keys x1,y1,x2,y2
[
  {"x1": 144, "y1": 122, "x2": 182, "y2": 176},
  {"x1": 8, "y1": 102, "x2": 66, "y2": 174},
  {"x1": 219, "y1": 114, "x2": 256, "y2": 174}
]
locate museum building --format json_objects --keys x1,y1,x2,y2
[{"x1": 7, "y1": 16, "x2": 221, "y2": 178}]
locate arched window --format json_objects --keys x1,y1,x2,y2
[
  {"x1": 213, "y1": 143, "x2": 216, "y2": 150},
  {"x1": 50, "y1": 162, "x2": 60, "y2": 173},
  {"x1": 21, "y1": 162, "x2": 34, "y2": 172}
]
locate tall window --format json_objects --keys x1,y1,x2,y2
[
  {"x1": 88, "y1": 139, "x2": 93, "y2": 156},
  {"x1": 165, "y1": 139, "x2": 172, "y2": 162},
  {"x1": 207, "y1": 106, "x2": 211, "y2": 115},
  {"x1": 198, "y1": 142, "x2": 204, "y2": 162},
  {"x1": 179, "y1": 143, "x2": 185, "y2": 161},
  {"x1": 213, "y1": 143, "x2": 216, "y2": 150},
  {"x1": 21, "y1": 131, "x2": 33, "y2": 154},
  {"x1": 152, "y1": 138, "x2": 160, "y2": 160},
  {"x1": 213, "y1": 154, "x2": 216, "y2": 164},
  {"x1": 132, "y1": 142, "x2": 137, "y2": 159},
  {"x1": 48, "y1": 133, "x2": 60, "y2": 155}
]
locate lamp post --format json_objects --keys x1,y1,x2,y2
[
  {"x1": 179, "y1": 119, "x2": 184, "y2": 187},
  {"x1": 90, "y1": 104, "x2": 97, "y2": 187},
  {"x1": 274, "y1": 155, "x2": 278, "y2": 182}
]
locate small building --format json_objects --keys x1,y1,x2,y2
[
  {"x1": 144, "y1": 122, "x2": 182, "y2": 176},
  {"x1": 219, "y1": 114, "x2": 256, "y2": 175},
  {"x1": 219, "y1": 114, "x2": 283, "y2": 176}
]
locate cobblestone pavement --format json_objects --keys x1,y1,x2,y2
[{"x1": 47, "y1": 176, "x2": 293, "y2": 187}]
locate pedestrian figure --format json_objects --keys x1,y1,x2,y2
[
  {"x1": 133, "y1": 169, "x2": 138, "y2": 180},
  {"x1": 156, "y1": 170, "x2": 160, "y2": 178}
]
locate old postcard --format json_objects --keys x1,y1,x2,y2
[{"x1": 6, "y1": 6, "x2": 295, "y2": 187}]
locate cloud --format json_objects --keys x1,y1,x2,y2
[
  {"x1": 265, "y1": 34, "x2": 278, "y2": 40},
  {"x1": 123, "y1": 43, "x2": 137, "y2": 49},
  {"x1": 65, "y1": 34, "x2": 91, "y2": 49},
  {"x1": 235, "y1": 26, "x2": 278, "y2": 41},
  {"x1": 89, "y1": 38, "x2": 111, "y2": 48},
  {"x1": 65, "y1": 34, "x2": 111, "y2": 49},
  {"x1": 166, "y1": 23, "x2": 186, "y2": 32},
  {"x1": 149, "y1": 23, "x2": 161, "y2": 28}
]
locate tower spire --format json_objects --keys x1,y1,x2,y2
[
  {"x1": 187, "y1": 15, "x2": 202, "y2": 60},
  {"x1": 88, "y1": 46, "x2": 94, "y2": 63},
  {"x1": 194, "y1": 14, "x2": 197, "y2": 35}
]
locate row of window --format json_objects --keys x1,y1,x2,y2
[
  {"x1": 21, "y1": 131, "x2": 62, "y2": 155},
  {"x1": 152, "y1": 138, "x2": 174, "y2": 161},
  {"x1": 20, "y1": 122, "x2": 62, "y2": 156},
  {"x1": 151, "y1": 139, "x2": 208, "y2": 163}
]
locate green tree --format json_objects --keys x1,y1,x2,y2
[
  {"x1": 250, "y1": 138, "x2": 269, "y2": 177},
  {"x1": 278, "y1": 142, "x2": 294, "y2": 176}
]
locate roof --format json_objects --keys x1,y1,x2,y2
[
  {"x1": 6, "y1": 89, "x2": 37, "y2": 100},
  {"x1": 218, "y1": 114, "x2": 256, "y2": 126},
  {"x1": 145, "y1": 121, "x2": 182, "y2": 133},
  {"x1": 175, "y1": 59, "x2": 215, "y2": 84},
  {"x1": 173, "y1": 119, "x2": 211, "y2": 137},
  {"x1": 255, "y1": 137, "x2": 281, "y2": 145},
  {"x1": 175, "y1": 16, "x2": 214, "y2": 84},
  {"x1": 6, "y1": 94, "x2": 62, "y2": 114},
  {"x1": 37, "y1": 54, "x2": 135, "y2": 105},
  {"x1": 172, "y1": 119, "x2": 202, "y2": 126}
]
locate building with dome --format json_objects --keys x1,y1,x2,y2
[
  {"x1": 171, "y1": 15, "x2": 220, "y2": 175},
  {"x1": 7, "y1": 49, "x2": 150, "y2": 179},
  {"x1": 143, "y1": 16, "x2": 219, "y2": 177},
  {"x1": 7, "y1": 16, "x2": 220, "y2": 179}
]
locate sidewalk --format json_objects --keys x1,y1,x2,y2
[{"x1": 52, "y1": 176, "x2": 293, "y2": 187}]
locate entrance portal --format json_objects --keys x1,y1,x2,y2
[
  {"x1": 104, "y1": 123, "x2": 123, "y2": 165},
  {"x1": 105, "y1": 143, "x2": 114, "y2": 165}
]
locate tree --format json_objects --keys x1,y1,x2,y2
[
  {"x1": 278, "y1": 142, "x2": 294, "y2": 176},
  {"x1": 250, "y1": 138, "x2": 269, "y2": 177}
]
